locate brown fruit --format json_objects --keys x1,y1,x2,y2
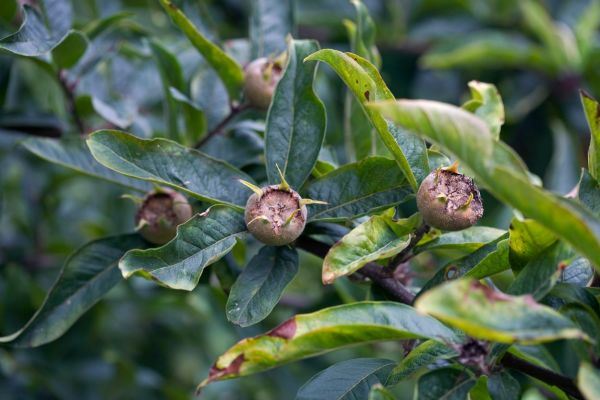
[
  {"x1": 243, "y1": 57, "x2": 283, "y2": 110},
  {"x1": 135, "y1": 188, "x2": 193, "y2": 245},
  {"x1": 416, "y1": 168, "x2": 483, "y2": 231}
]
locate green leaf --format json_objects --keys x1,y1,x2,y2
[
  {"x1": 579, "y1": 170, "x2": 600, "y2": 218},
  {"x1": 386, "y1": 340, "x2": 458, "y2": 386},
  {"x1": 322, "y1": 211, "x2": 419, "y2": 284},
  {"x1": 119, "y1": 206, "x2": 246, "y2": 291},
  {"x1": 346, "y1": 0, "x2": 380, "y2": 66},
  {"x1": 226, "y1": 246, "x2": 299, "y2": 327},
  {"x1": 414, "y1": 227, "x2": 505, "y2": 255},
  {"x1": 0, "y1": 0, "x2": 73, "y2": 56},
  {"x1": 169, "y1": 87, "x2": 207, "y2": 146},
  {"x1": 508, "y1": 217, "x2": 557, "y2": 272},
  {"x1": 22, "y1": 137, "x2": 151, "y2": 192},
  {"x1": 421, "y1": 31, "x2": 548, "y2": 72},
  {"x1": 582, "y1": 92, "x2": 600, "y2": 180},
  {"x1": 250, "y1": 0, "x2": 293, "y2": 58},
  {"x1": 368, "y1": 384, "x2": 396, "y2": 400},
  {"x1": 463, "y1": 81, "x2": 504, "y2": 140},
  {"x1": 158, "y1": 0, "x2": 244, "y2": 100},
  {"x1": 198, "y1": 301, "x2": 458, "y2": 388},
  {"x1": 265, "y1": 39, "x2": 326, "y2": 189},
  {"x1": 304, "y1": 156, "x2": 413, "y2": 222},
  {"x1": 372, "y1": 98, "x2": 600, "y2": 271},
  {"x1": 487, "y1": 371, "x2": 520, "y2": 400},
  {"x1": 0, "y1": 234, "x2": 145, "y2": 347},
  {"x1": 305, "y1": 49, "x2": 428, "y2": 190},
  {"x1": 86, "y1": 130, "x2": 253, "y2": 207},
  {"x1": 296, "y1": 358, "x2": 394, "y2": 400},
  {"x1": 417, "y1": 234, "x2": 509, "y2": 296},
  {"x1": 561, "y1": 257, "x2": 594, "y2": 287},
  {"x1": 416, "y1": 278, "x2": 589, "y2": 344},
  {"x1": 82, "y1": 11, "x2": 133, "y2": 40},
  {"x1": 415, "y1": 367, "x2": 475, "y2": 400},
  {"x1": 507, "y1": 242, "x2": 573, "y2": 300},
  {"x1": 51, "y1": 30, "x2": 88, "y2": 69},
  {"x1": 578, "y1": 363, "x2": 600, "y2": 400}
]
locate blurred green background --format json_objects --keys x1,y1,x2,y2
[{"x1": 0, "y1": 0, "x2": 598, "y2": 398}]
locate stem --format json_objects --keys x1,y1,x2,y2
[
  {"x1": 195, "y1": 103, "x2": 251, "y2": 148},
  {"x1": 295, "y1": 235, "x2": 585, "y2": 398},
  {"x1": 57, "y1": 70, "x2": 85, "y2": 135},
  {"x1": 390, "y1": 223, "x2": 430, "y2": 267},
  {"x1": 500, "y1": 353, "x2": 583, "y2": 400}
]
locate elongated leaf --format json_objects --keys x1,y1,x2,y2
[
  {"x1": 508, "y1": 217, "x2": 557, "y2": 272},
  {"x1": 169, "y1": 87, "x2": 207, "y2": 146},
  {"x1": 0, "y1": 234, "x2": 145, "y2": 347},
  {"x1": 305, "y1": 49, "x2": 428, "y2": 190},
  {"x1": 372, "y1": 99, "x2": 600, "y2": 270},
  {"x1": 265, "y1": 39, "x2": 325, "y2": 189},
  {"x1": 463, "y1": 81, "x2": 504, "y2": 139},
  {"x1": 250, "y1": 0, "x2": 293, "y2": 58},
  {"x1": 87, "y1": 130, "x2": 253, "y2": 207},
  {"x1": 119, "y1": 206, "x2": 246, "y2": 291},
  {"x1": 578, "y1": 363, "x2": 600, "y2": 400},
  {"x1": 0, "y1": 0, "x2": 73, "y2": 56},
  {"x1": 579, "y1": 170, "x2": 600, "y2": 218},
  {"x1": 414, "y1": 227, "x2": 505, "y2": 255},
  {"x1": 198, "y1": 301, "x2": 458, "y2": 388},
  {"x1": 582, "y1": 92, "x2": 600, "y2": 180},
  {"x1": 158, "y1": 0, "x2": 244, "y2": 100},
  {"x1": 322, "y1": 211, "x2": 419, "y2": 284},
  {"x1": 51, "y1": 30, "x2": 88, "y2": 69},
  {"x1": 416, "y1": 278, "x2": 589, "y2": 344},
  {"x1": 23, "y1": 137, "x2": 151, "y2": 192},
  {"x1": 304, "y1": 156, "x2": 413, "y2": 222},
  {"x1": 488, "y1": 371, "x2": 520, "y2": 400},
  {"x1": 296, "y1": 358, "x2": 394, "y2": 400},
  {"x1": 507, "y1": 242, "x2": 572, "y2": 300},
  {"x1": 416, "y1": 367, "x2": 475, "y2": 400},
  {"x1": 386, "y1": 340, "x2": 458, "y2": 386},
  {"x1": 418, "y1": 234, "x2": 509, "y2": 296},
  {"x1": 368, "y1": 385, "x2": 395, "y2": 400},
  {"x1": 226, "y1": 246, "x2": 299, "y2": 327}
]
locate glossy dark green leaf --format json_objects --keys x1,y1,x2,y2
[
  {"x1": 198, "y1": 301, "x2": 458, "y2": 388},
  {"x1": 51, "y1": 30, "x2": 88, "y2": 69},
  {"x1": 508, "y1": 217, "x2": 557, "y2": 272},
  {"x1": 372, "y1": 98, "x2": 600, "y2": 270},
  {"x1": 579, "y1": 170, "x2": 600, "y2": 218},
  {"x1": 578, "y1": 363, "x2": 600, "y2": 400},
  {"x1": 415, "y1": 367, "x2": 475, "y2": 400},
  {"x1": 414, "y1": 227, "x2": 505, "y2": 255},
  {"x1": 250, "y1": 0, "x2": 293, "y2": 58},
  {"x1": 582, "y1": 92, "x2": 600, "y2": 180},
  {"x1": 386, "y1": 340, "x2": 458, "y2": 386},
  {"x1": 296, "y1": 358, "x2": 394, "y2": 400},
  {"x1": 508, "y1": 242, "x2": 573, "y2": 300},
  {"x1": 119, "y1": 206, "x2": 246, "y2": 291},
  {"x1": 322, "y1": 211, "x2": 419, "y2": 284},
  {"x1": 169, "y1": 87, "x2": 207, "y2": 146},
  {"x1": 158, "y1": 0, "x2": 244, "y2": 100},
  {"x1": 22, "y1": 136, "x2": 151, "y2": 192},
  {"x1": 87, "y1": 130, "x2": 253, "y2": 207},
  {"x1": 304, "y1": 156, "x2": 413, "y2": 222},
  {"x1": 226, "y1": 246, "x2": 299, "y2": 327},
  {"x1": 0, "y1": 0, "x2": 73, "y2": 56},
  {"x1": 305, "y1": 49, "x2": 428, "y2": 190},
  {"x1": 265, "y1": 39, "x2": 325, "y2": 189},
  {"x1": 488, "y1": 371, "x2": 520, "y2": 400},
  {"x1": 416, "y1": 278, "x2": 589, "y2": 344},
  {"x1": 0, "y1": 234, "x2": 145, "y2": 347}
]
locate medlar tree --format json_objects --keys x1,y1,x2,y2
[{"x1": 1, "y1": 0, "x2": 600, "y2": 399}]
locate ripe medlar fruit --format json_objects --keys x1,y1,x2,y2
[
  {"x1": 416, "y1": 165, "x2": 483, "y2": 231},
  {"x1": 243, "y1": 57, "x2": 284, "y2": 110},
  {"x1": 135, "y1": 188, "x2": 193, "y2": 245}
]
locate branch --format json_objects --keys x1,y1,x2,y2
[
  {"x1": 295, "y1": 235, "x2": 584, "y2": 399},
  {"x1": 57, "y1": 70, "x2": 85, "y2": 135},
  {"x1": 389, "y1": 223, "x2": 430, "y2": 267},
  {"x1": 195, "y1": 103, "x2": 251, "y2": 148}
]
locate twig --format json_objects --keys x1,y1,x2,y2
[
  {"x1": 295, "y1": 234, "x2": 585, "y2": 399},
  {"x1": 57, "y1": 70, "x2": 85, "y2": 135},
  {"x1": 389, "y1": 223, "x2": 430, "y2": 267},
  {"x1": 195, "y1": 103, "x2": 251, "y2": 148}
]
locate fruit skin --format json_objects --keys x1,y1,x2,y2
[
  {"x1": 135, "y1": 188, "x2": 193, "y2": 245},
  {"x1": 243, "y1": 58, "x2": 283, "y2": 110},
  {"x1": 416, "y1": 169, "x2": 483, "y2": 231},
  {"x1": 244, "y1": 185, "x2": 307, "y2": 246}
]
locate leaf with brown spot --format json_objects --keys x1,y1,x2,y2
[{"x1": 197, "y1": 301, "x2": 458, "y2": 389}]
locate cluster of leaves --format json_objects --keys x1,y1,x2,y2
[{"x1": 1, "y1": 0, "x2": 600, "y2": 399}]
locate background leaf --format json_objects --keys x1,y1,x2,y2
[
  {"x1": 582, "y1": 92, "x2": 600, "y2": 180},
  {"x1": 386, "y1": 340, "x2": 458, "y2": 386},
  {"x1": 226, "y1": 246, "x2": 298, "y2": 327},
  {"x1": 119, "y1": 206, "x2": 246, "y2": 291},
  {"x1": 250, "y1": 0, "x2": 293, "y2": 58},
  {"x1": 415, "y1": 367, "x2": 475, "y2": 400},
  {"x1": 578, "y1": 363, "x2": 600, "y2": 400},
  {"x1": 265, "y1": 39, "x2": 326, "y2": 189}
]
